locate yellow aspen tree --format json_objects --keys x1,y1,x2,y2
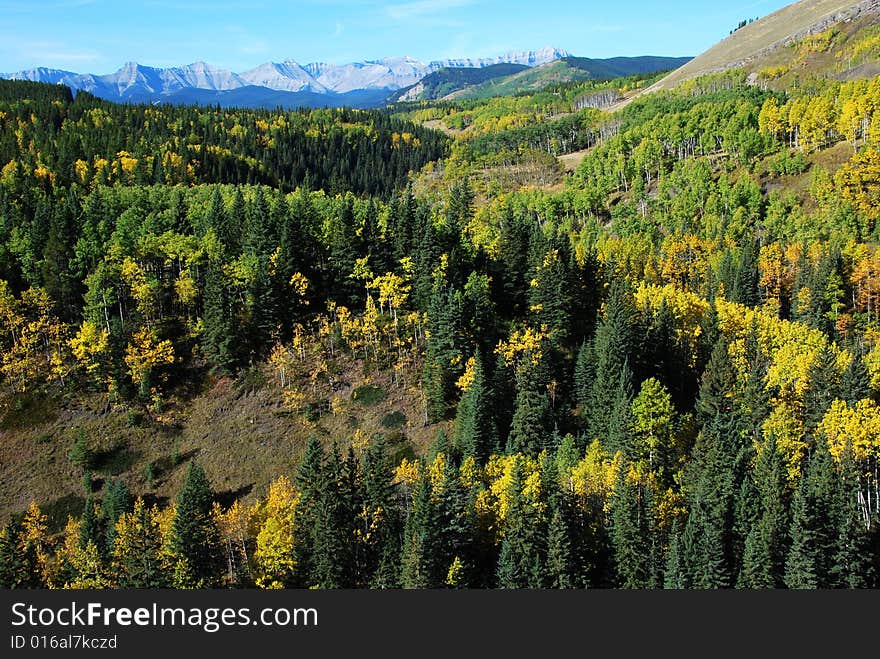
[
  {"x1": 124, "y1": 327, "x2": 175, "y2": 398},
  {"x1": 835, "y1": 147, "x2": 880, "y2": 222},
  {"x1": 214, "y1": 500, "x2": 254, "y2": 586},
  {"x1": 21, "y1": 502, "x2": 53, "y2": 587},
  {"x1": 69, "y1": 320, "x2": 111, "y2": 388},
  {"x1": 112, "y1": 498, "x2": 166, "y2": 588},
  {"x1": 253, "y1": 476, "x2": 299, "y2": 589}
]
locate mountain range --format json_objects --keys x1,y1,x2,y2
[
  {"x1": 1, "y1": 47, "x2": 567, "y2": 105},
  {"x1": 0, "y1": 47, "x2": 689, "y2": 109}
]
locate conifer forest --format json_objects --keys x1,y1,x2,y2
[{"x1": 2, "y1": 21, "x2": 880, "y2": 590}]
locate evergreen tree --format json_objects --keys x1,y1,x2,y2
[
  {"x1": 841, "y1": 349, "x2": 873, "y2": 406},
  {"x1": 784, "y1": 444, "x2": 838, "y2": 588},
  {"x1": 589, "y1": 280, "x2": 636, "y2": 440},
  {"x1": 361, "y1": 437, "x2": 402, "y2": 589},
  {"x1": 327, "y1": 194, "x2": 361, "y2": 307},
  {"x1": 461, "y1": 271, "x2": 498, "y2": 357},
  {"x1": 79, "y1": 495, "x2": 102, "y2": 554},
  {"x1": 732, "y1": 239, "x2": 759, "y2": 307},
  {"x1": 528, "y1": 247, "x2": 574, "y2": 348},
  {"x1": 294, "y1": 436, "x2": 325, "y2": 587},
  {"x1": 574, "y1": 340, "x2": 595, "y2": 413},
  {"x1": 225, "y1": 188, "x2": 246, "y2": 256},
  {"x1": 243, "y1": 188, "x2": 280, "y2": 358},
  {"x1": 831, "y1": 449, "x2": 872, "y2": 588},
  {"x1": 207, "y1": 188, "x2": 230, "y2": 252},
  {"x1": 606, "y1": 362, "x2": 635, "y2": 458},
  {"x1": 496, "y1": 458, "x2": 544, "y2": 588},
  {"x1": 803, "y1": 346, "x2": 841, "y2": 434},
  {"x1": 113, "y1": 498, "x2": 167, "y2": 588},
  {"x1": 454, "y1": 354, "x2": 498, "y2": 464},
  {"x1": 664, "y1": 520, "x2": 687, "y2": 589},
  {"x1": 507, "y1": 366, "x2": 553, "y2": 457},
  {"x1": 202, "y1": 259, "x2": 239, "y2": 373},
  {"x1": 0, "y1": 519, "x2": 28, "y2": 588},
  {"x1": 738, "y1": 435, "x2": 788, "y2": 588},
  {"x1": 423, "y1": 282, "x2": 465, "y2": 422},
  {"x1": 310, "y1": 446, "x2": 357, "y2": 589},
  {"x1": 493, "y1": 207, "x2": 533, "y2": 317},
  {"x1": 401, "y1": 471, "x2": 444, "y2": 588},
  {"x1": 610, "y1": 466, "x2": 650, "y2": 588},
  {"x1": 545, "y1": 502, "x2": 576, "y2": 589},
  {"x1": 170, "y1": 188, "x2": 189, "y2": 234},
  {"x1": 438, "y1": 459, "x2": 478, "y2": 588},
  {"x1": 102, "y1": 479, "x2": 132, "y2": 552},
  {"x1": 170, "y1": 461, "x2": 223, "y2": 588},
  {"x1": 784, "y1": 474, "x2": 818, "y2": 589}
]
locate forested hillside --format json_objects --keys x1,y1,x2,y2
[{"x1": 1, "y1": 20, "x2": 879, "y2": 590}]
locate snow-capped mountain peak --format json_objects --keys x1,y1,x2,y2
[
  {"x1": 173, "y1": 61, "x2": 245, "y2": 91},
  {"x1": 1, "y1": 46, "x2": 570, "y2": 100},
  {"x1": 239, "y1": 60, "x2": 326, "y2": 93}
]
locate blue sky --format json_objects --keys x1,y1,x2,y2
[{"x1": 0, "y1": 0, "x2": 794, "y2": 73}]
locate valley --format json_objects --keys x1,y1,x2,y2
[{"x1": 0, "y1": 0, "x2": 879, "y2": 591}]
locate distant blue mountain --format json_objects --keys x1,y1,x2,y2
[
  {"x1": 2, "y1": 48, "x2": 692, "y2": 110},
  {"x1": 125, "y1": 85, "x2": 391, "y2": 110}
]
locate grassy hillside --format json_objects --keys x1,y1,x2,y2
[
  {"x1": 0, "y1": 355, "x2": 442, "y2": 531},
  {"x1": 390, "y1": 64, "x2": 529, "y2": 102},
  {"x1": 652, "y1": 0, "x2": 879, "y2": 90},
  {"x1": 449, "y1": 56, "x2": 691, "y2": 100}
]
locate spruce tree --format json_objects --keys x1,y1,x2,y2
[
  {"x1": 362, "y1": 437, "x2": 402, "y2": 589},
  {"x1": 225, "y1": 188, "x2": 246, "y2": 256},
  {"x1": 738, "y1": 435, "x2": 788, "y2": 588},
  {"x1": 527, "y1": 247, "x2": 574, "y2": 349},
  {"x1": 454, "y1": 354, "x2": 498, "y2": 464},
  {"x1": 170, "y1": 461, "x2": 223, "y2": 588},
  {"x1": 294, "y1": 436, "x2": 325, "y2": 587},
  {"x1": 784, "y1": 443, "x2": 839, "y2": 589},
  {"x1": 663, "y1": 520, "x2": 687, "y2": 589},
  {"x1": 732, "y1": 239, "x2": 760, "y2": 307},
  {"x1": 606, "y1": 363, "x2": 635, "y2": 458},
  {"x1": 79, "y1": 494, "x2": 102, "y2": 553},
  {"x1": 243, "y1": 189, "x2": 280, "y2": 359},
  {"x1": 114, "y1": 500, "x2": 167, "y2": 588},
  {"x1": 507, "y1": 366, "x2": 553, "y2": 457},
  {"x1": 784, "y1": 474, "x2": 818, "y2": 589},
  {"x1": 170, "y1": 188, "x2": 189, "y2": 234},
  {"x1": 438, "y1": 460, "x2": 478, "y2": 588},
  {"x1": 610, "y1": 466, "x2": 649, "y2": 588},
  {"x1": 694, "y1": 507, "x2": 730, "y2": 589},
  {"x1": 207, "y1": 188, "x2": 231, "y2": 254},
  {"x1": 0, "y1": 520, "x2": 27, "y2": 588},
  {"x1": 496, "y1": 458, "x2": 544, "y2": 588},
  {"x1": 401, "y1": 473, "x2": 444, "y2": 588},
  {"x1": 102, "y1": 479, "x2": 132, "y2": 552},
  {"x1": 574, "y1": 340, "x2": 595, "y2": 413},
  {"x1": 310, "y1": 446, "x2": 357, "y2": 589},
  {"x1": 202, "y1": 259, "x2": 239, "y2": 373},
  {"x1": 803, "y1": 346, "x2": 841, "y2": 434},
  {"x1": 589, "y1": 280, "x2": 636, "y2": 440},
  {"x1": 545, "y1": 503, "x2": 576, "y2": 589},
  {"x1": 423, "y1": 283, "x2": 465, "y2": 422},
  {"x1": 841, "y1": 349, "x2": 872, "y2": 406},
  {"x1": 461, "y1": 271, "x2": 498, "y2": 356},
  {"x1": 831, "y1": 449, "x2": 872, "y2": 588}
]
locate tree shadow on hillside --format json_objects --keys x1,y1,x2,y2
[
  {"x1": 42, "y1": 493, "x2": 86, "y2": 534},
  {"x1": 215, "y1": 483, "x2": 254, "y2": 509},
  {"x1": 92, "y1": 445, "x2": 142, "y2": 477}
]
